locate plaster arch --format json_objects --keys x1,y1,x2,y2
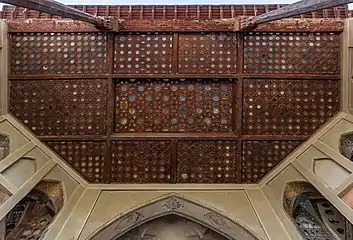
[{"x1": 86, "y1": 194, "x2": 262, "y2": 240}]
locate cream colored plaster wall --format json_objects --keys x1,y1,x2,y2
[
  {"x1": 178, "y1": 191, "x2": 266, "y2": 240},
  {"x1": 24, "y1": 147, "x2": 51, "y2": 171},
  {"x1": 56, "y1": 189, "x2": 101, "y2": 240},
  {"x1": 341, "y1": 18, "x2": 353, "y2": 113},
  {"x1": 261, "y1": 116, "x2": 353, "y2": 224},
  {"x1": 320, "y1": 119, "x2": 353, "y2": 152},
  {"x1": 1, "y1": 147, "x2": 52, "y2": 189},
  {"x1": 0, "y1": 21, "x2": 8, "y2": 116},
  {"x1": 296, "y1": 146, "x2": 351, "y2": 190},
  {"x1": 259, "y1": 110, "x2": 353, "y2": 230},
  {"x1": 262, "y1": 186, "x2": 303, "y2": 240},
  {"x1": 266, "y1": 164, "x2": 306, "y2": 203},
  {"x1": 246, "y1": 189, "x2": 293, "y2": 240},
  {"x1": 2, "y1": 157, "x2": 36, "y2": 188},
  {"x1": 44, "y1": 185, "x2": 85, "y2": 240},
  {"x1": 263, "y1": 165, "x2": 308, "y2": 239},
  {"x1": 0, "y1": 121, "x2": 30, "y2": 154},
  {"x1": 75, "y1": 190, "x2": 294, "y2": 240}
]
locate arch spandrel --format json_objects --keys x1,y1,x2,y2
[
  {"x1": 117, "y1": 215, "x2": 228, "y2": 240},
  {"x1": 86, "y1": 194, "x2": 262, "y2": 240}
]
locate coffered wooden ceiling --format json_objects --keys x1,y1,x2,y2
[{"x1": 4, "y1": 4, "x2": 343, "y2": 183}]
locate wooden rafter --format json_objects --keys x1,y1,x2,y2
[
  {"x1": 0, "y1": 0, "x2": 120, "y2": 31},
  {"x1": 241, "y1": 0, "x2": 353, "y2": 29}
]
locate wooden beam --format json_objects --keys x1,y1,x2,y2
[
  {"x1": 0, "y1": 0, "x2": 120, "y2": 31},
  {"x1": 7, "y1": 18, "x2": 345, "y2": 33},
  {"x1": 242, "y1": 0, "x2": 353, "y2": 29}
]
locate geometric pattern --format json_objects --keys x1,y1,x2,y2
[
  {"x1": 242, "y1": 141, "x2": 303, "y2": 183},
  {"x1": 7, "y1": 21, "x2": 341, "y2": 183},
  {"x1": 244, "y1": 32, "x2": 340, "y2": 74},
  {"x1": 115, "y1": 78, "x2": 234, "y2": 133}
]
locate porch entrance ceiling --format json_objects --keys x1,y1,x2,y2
[{"x1": 2, "y1": 4, "x2": 345, "y2": 184}]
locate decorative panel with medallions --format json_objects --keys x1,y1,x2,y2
[
  {"x1": 111, "y1": 141, "x2": 172, "y2": 183},
  {"x1": 243, "y1": 79, "x2": 340, "y2": 136},
  {"x1": 115, "y1": 78, "x2": 234, "y2": 133},
  {"x1": 242, "y1": 141, "x2": 303, "y2": 183},
  {"x1": 177, "y1": 141, "x2": 237, "y2": 183},
  {"x1": 8, "y1": 24, "x2": 341, "y2": 183},
  {"x1": 47, "y1": 141, "x2": 105, "y2": 183},
  {"x1": 11, "y1": 33, "x2": 107, "y2": 75},
  {"x1": 178, "y1": 33, "x2": 237, "y2": 74},
  {"x1": 10, "y1": 79, "x2": 107, "y2": 136},
  {"x1": 114, "y1": 33, "x2": 173, "y2": 74},
  {"x1": 244, "y1": 32, "x2": 340, "y2": 74}
]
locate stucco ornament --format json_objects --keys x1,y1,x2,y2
[
  {"x1": 118, "y1": 215, "x2": 227, "y2": 240},
  {"x1": 87, "y1": 194, "x2": 261, "y2": 240}
]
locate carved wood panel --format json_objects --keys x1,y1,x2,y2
[
  {"x1": 10, "y1": 79, "x2": 107, "y2": 136},
  {"x1": 115, "y1": 78, "x2": 234, "y2": 133},
  {"x1": 8, "y1": 28, "x2": 341, "y2": 183},
  {"x1": 177, "y1": 141, "x2": 237, "y2": 183},
  {"x1": 243, "y1": 79, "x2": 340, "y2": 135},
  {"x1": 242, "y1": 141, "x2": 303, "y2": 183},
  {"x1": 244, "y1": 32, "x2": 340, "y2": 74},
  {"x1": 11, "y1": 33, "x2": 107, "y2": 75},
  {"x1": 47, "y1": 141, "x2": 105, "y2": 183},
  {"x1": 178, "y1": 33, "x2": 237, "y2": 74},
  {"x1": 111, "y1": 141, "x2": 172, "y2": 183},
  {"x1": 114, "y1": 33, "x2": 173, "y2": 74}
]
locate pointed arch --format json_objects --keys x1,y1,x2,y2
[
  {"x1": 87, "y1": 194, "x2": 262, "y2": 240},
  {"x1": 118, "y1": 214, "x2": 228, "y2": 240},
  {"x1": 3, "y1": 157, "x2": 37, "y2": 188},
  {"x1": 313, "y1": 157, "x2": 350, "y2": 189}
]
